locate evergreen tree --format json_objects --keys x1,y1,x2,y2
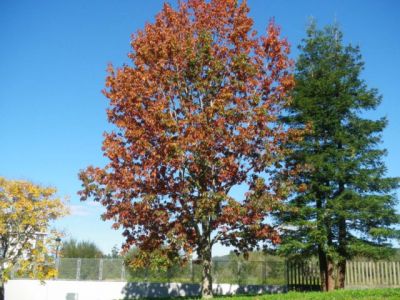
[
  {"x1": 277, "y1": 23, "x2": 399, "y2": 291},
  {"x1": 60, "y1": 239, "x2": 104, "y2": 258}
]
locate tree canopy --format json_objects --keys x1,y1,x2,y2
[
  {"x1": 277, "y1": 23, "x2": 399, "y2": 291},
  {"x1": 79, "y1": 0, "x2": 300, "y2": 297},
  {"x1": 0, "y1": 177, "x2": 68, "y2": 299},
  {"x1": 60, "y1": 239, "x2": 104, "y2": 259}
]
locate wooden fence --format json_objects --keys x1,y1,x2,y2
[
  {"x1": 286, "y1": 261, "x2": 320, "y2": 291},
  {"x1": 346, "y1": 261, "x2": 400, "y2": 288},
  {"x1": 287, "y1": 260, "x2": 400, "y2": 290}
]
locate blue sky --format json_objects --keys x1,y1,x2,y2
[{"x1": 1, "y1": 0, "x2": 399, "y2": 256}]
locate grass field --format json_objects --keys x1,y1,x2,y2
[
  {"x1": 217, "y1": 289, "x2": 400, "y2": 299},
  {"x1": 132, "y1": 288, "x2": 400, "y2": 300}
]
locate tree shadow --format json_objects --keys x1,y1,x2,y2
[
  {"x1": 121, "y1": 282, "x2": 201, "y2": 299},
  {"x1": 121, "y1": 282, "x2": 286, "y2": 299},
  {"x1": 213, "y1": 284, "x2": 286, "y2": 296}
]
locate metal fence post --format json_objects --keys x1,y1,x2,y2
[
  {"x1": 237, "y1": 261, "x2": 241, "y2": 284},
  {"x1": 190, "y1": 260, "x2": 194, "y2": 283},
  {"x1": 33, "y1": 262, "x2": 38, "y2": 279},
  {"x1": 55, "y1": 258, "x2": 60, "y2": 279},
  {"x1": 99, "y1": 259, "x2": 103, "y2": 280},
  {"x1": 121, "y1": 261, "x2": 126, "y2": 281},
  {"x1": 213, "y1": 260, "x2": 218, "y2": 284},
  {"x1": 167, "y1": 266, "x2": 171, "y2": 283},
  {"x1": 10, "y1": 263, "x2": 16, "y2": 279},
  {"x1": 262, "y1": 260, "x2": 267, "y2": 285},
  {"x1": 286, "y1": 260, "x2": 290, "y2": 291},
  {"x1": 76, "y1": 259, "x2": 81, "y2": 280}
]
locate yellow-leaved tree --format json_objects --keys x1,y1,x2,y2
[{"x1": 0, "y1": 177, "x2": 68, "y2": 299}]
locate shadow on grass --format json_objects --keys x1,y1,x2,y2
[
  {"x1": 123, "y1": 294, "x2": 267, "y2": 300},
  {"x1": 122, "y1": 282, "x2": 201, "y2": 299},
  {"x1": 121, "y1": 282, "x2": 285, "y2": 300},
  {"x1": 123, "y1": 288, "x2": 400, "y2": 300}
]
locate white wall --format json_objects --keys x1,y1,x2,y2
[{"x1": 5, "y1": 280, "x2": 286, "y2": 300}]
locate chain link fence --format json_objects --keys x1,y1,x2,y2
[{"x1": 12, "y1": 258, "x2": 286, "y2": 285}]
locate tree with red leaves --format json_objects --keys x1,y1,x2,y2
[{"x1": 79, "y1": 1, "x2": 298, "y2": 297}]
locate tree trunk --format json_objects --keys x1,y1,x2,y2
[
  {"x1": 336, "y1": 177, "x2": 347, "y2": 289},
  {"x1": 337, "y1": 209, "x2": 347, "y2": 289},
  {"x1": 337, "y1": 259, "x2": 346, "y2": 289},
  {"x1": 326, "y1": 257, "x2": 335, "y2": 291},
  {"x1": 337, "y1": 219, "x2": 347, "y2": 289},
  {"x1": 201, "y1": 245, "x2": 213, "y2": 299},
  {"x1": 318, "y1": 246, "x2": 327, "y2": 291},
  {"x1": 0, "y1": 282, "x2": 4, "y2": 300},
  {"x1": 338, "y1": 225, "x2": 347, "y2": 289},
  {"x1": 318, "y1": 246, "x2": 335, "y2": 291},
  {"x1": 325, "y1": 219, "x2": 335, "y2": 291}
]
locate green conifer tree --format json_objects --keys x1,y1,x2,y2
[{"x1": 277, "y1": 23, "x2": 399, "y2": 291}]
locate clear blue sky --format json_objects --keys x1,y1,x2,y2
[{"x1": 1, "y1": 0, "x2": 399, "y2": 256}]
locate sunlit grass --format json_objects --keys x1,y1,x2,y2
[{"x1": 126, "y1": 288, "x2": 400, "y2": 300}]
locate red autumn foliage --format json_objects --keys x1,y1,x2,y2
[{"x1": 79, "y1": 0, "x2": 299, "y2": 295}]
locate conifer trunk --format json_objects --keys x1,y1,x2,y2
[
  {"x1": 318, "y1": 246, "x2": 327, "y2": 291},
  {"x1": 326, "y1": 257, "x2": 335, "y2": 291},
  {"x1": 338, "y1": 215, "x2": 347, "y2": 288},
  {"x1": 318, "y1": 246, "x2": 335, "y2": 291},
  {"x1": 337, "y1": 259, "x2": 346, "y2": 289},
  {"x1": 326, "y1": 227, "x2": 335, "y2": 291}
]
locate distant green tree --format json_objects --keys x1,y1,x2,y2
[
  {"x1": 387, "y1": 248, "x2": 400, "y2": 261},
  {"x1": 277, "y1": 23, "x2": 399, "y2": 291},
  {"x1": 106, "y1": 245, "x2": 121, "y2": 259},
  {"x1": 60, "y1": 239, "x2": 103, "y2": 258}
]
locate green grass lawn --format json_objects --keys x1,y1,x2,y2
[
  {"x1": 132, "y1": 288, "x2": 400, "y2": 300},
  {"x1": 214, "y1": 288, "x2": 400, "y2": 300}
]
